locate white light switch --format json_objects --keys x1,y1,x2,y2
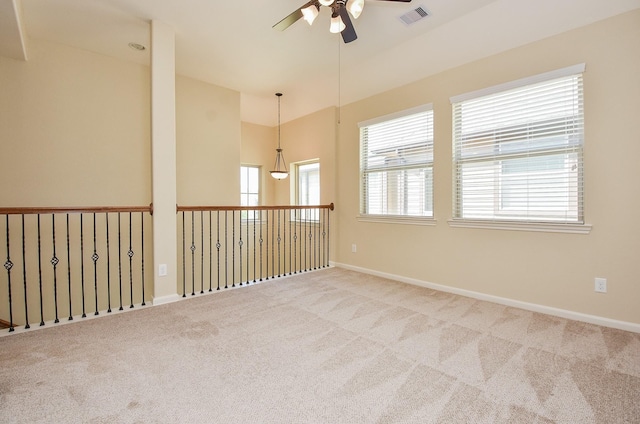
[{"x1": 159, "y1": 264, "x2": 168, "y2": 277}]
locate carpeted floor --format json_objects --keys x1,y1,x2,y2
[{"x1": 1, "y1": 267, "x2": 639, "y2": 423}]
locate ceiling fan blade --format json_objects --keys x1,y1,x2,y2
[
  {"x1": 338, "y1": 7, "x2": 357, "y2": 43},
  {"x1": 273, "y1": 1, "x2": 316, "y2": 31}
]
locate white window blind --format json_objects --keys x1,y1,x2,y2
[
  {"x1": 452, "y1": 66, "x2": 584, "y2": 224},
  {"x1": 359, "y1": 105, "x2": 434, "y2": 217}
]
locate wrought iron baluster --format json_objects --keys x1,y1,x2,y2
[
  {"x1": 37, "y1": 215, "x2": 45, "y2": 325},
  {"x1": 322, "y1": 208, "x2": 327, "y2": 268},
  {"x1": 105, "y1": 213, "x2": 111, "y2": 313},
  {"x1": 191, "y1": 210, "x2": 195, "y2": 296},
  {"x1": 80, "y1": 214, "x2": 86, "y2": 318},
  {"x1": 66, "y1": 214, "x2": 73, "y2": 320},
  {"x1": 315, "y1": 208, "x2": 319, "y2": 270},
  {"x1": 252, "y1": 211, "x2": 256, "y2": 283},
  {"x1": 238, "y1": 210, "x2": 243, "y2": 286},
  {"x1": 200, "y1": 211, "x2": 204, "y2": 294},
  {"x1": 293, "y1": 209, "x2": 298, "y2": 274},
  {"x1": 265, "y1": 210, "x2": 269, "y2": 280},
  {"x1": 276, "y1": 209, "x2": 280, "y2": 278},
  {"x1": 259, "y1": 210, "x2": 263, "y2": 281},
  {"x1": 224, "y1": 211, "x2": 228, "y2": 289},
  {"x1": 304, "y1": 210, "x2": 308, "y2": 272},
  {"x1": 21, "y1": 215, "x2": 30, "y2": 328},
  {"x1": 4, "y1": 215, "x2": 15, "y2": 331},
  {"x1": 118, "y1": 213, "x2": 123, "y2": 310},
  {"x1": 209, "y1": 211, "x2": 213, "y2": 292},
  {"x1": 289, "y1": 209, "x2": 292, "y2": 275},
  {"x1": 327, "y1": 207, "x2": 331, "y2": 267},
  {"x1": 271, "y1": 209, "x2": 275, "y2": 279},
  {"x1": 92, "y1": 213, "x2": 99, "y2": 316},
  {"x1": 182, "y1": 211, "x2": 186, "y2": 297},
  {"x1": 51, "y1": 214, "x2": 60, "y2": 322},
  {"x1": 140, "y1": 212, "x2": 146, "y2": 306},
  {"x1": 128, "y1": 212, "x2": 134, "y2": 308},
  {"x1": 246, "y1": 208, "x2": 250, "y2": 285},
  {"x1": 216, "y1": 211, "x2": 221, "y2": 291}
]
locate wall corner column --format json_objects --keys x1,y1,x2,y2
[{"x1": 150, "y1": 20, "x2": 179, "y2": 305}]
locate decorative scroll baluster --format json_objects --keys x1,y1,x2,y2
[
  {"x1": 92, "y1": 213, "x2": 99, "y2": 316},
  {"x1": 315, "y1": 208, "x2": 319, "y2": 270},
  {"x1": 224, "y1": 211, "x2": 228, "y2": 289},
  {"x1": 128, "y1": 212, "x2": 134, "y2": 308},
  {"x1": 216, "y1": 211, "x2": 221, "y2": 291},
  {"x1": 246, "y1": 209, "x2": 250, "y2": 285},
  {"x1": 276, "y1": 209, "x2": 281, "y2": 278},
  {"x1": 105, "y1": 214, "x2": 111, "y2": 313},
  {"x1": 191, "y1": 211, "x2": 195, "y2": 296},
  {"x1": 239, "y1": 210, "x2": 243, "y2": 286},
  {"x1": 4, "y1": 216, "x2": 15, "y2": 331},
  {"x1": 51, "y1": 215, "x2": 60, "y2": 322},
  {"x1": 200, "y1": 211, "x2": 204, "y2": 294},
  {"x1": 209, "y1": 211, "x2": 213, "y2": 292},
  {"x1": 265, "y1": 210, "x2": 269, "y2": 280}
]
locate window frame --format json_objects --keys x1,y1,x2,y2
[
  {"x1": 358, "y1": 103, "x2": 435, "y2": 225},
  {"x1": 448, "y1": 64, "x2": 591, "y2": 234},
  {"x1": 292, "y1": 159, "x2": 320, "y2": 222},
  {"x1": 240, "y1": 165, "x2": 260, "y2": 221}
]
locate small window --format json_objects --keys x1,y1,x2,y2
[
  {"x1": 451, "y1": 64, "x2": 585, "y2": 224},
  {"x1": 240, "y1": 165, "x2": 260, "y2": 219},
  {"x1": 296, "y1": 161, "x2": 320, "y2": 220},
  {"x1": 359, "y1": 104, "x2": 434, "y2": 218}
]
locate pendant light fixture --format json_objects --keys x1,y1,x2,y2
[{"x1": 270, "y1": 93, "x2": 289, "y2": 180}]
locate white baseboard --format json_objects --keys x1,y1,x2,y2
[
  {"x1": 332, "y1": 262, "x2": 640, "y2": 334},
  {"x1": 152, "y1": 293, "x2": 182, "y2": 306}
]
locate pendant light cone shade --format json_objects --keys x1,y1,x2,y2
[
  {"x1": 347, "y1": 0, "x2": 364, "y2": 19},
  {"x1": 302, "y1": 4, "x2": 319, "y2": 25},
  {"x1": 318, "y1": 0, "x2": 334, "y2": 6},
  {"x1": 270, "y1": 93, "x2": 289, "y2": 180},
  {"x1": 330, "y1": 13, "x2": 346, "y2": 33}
]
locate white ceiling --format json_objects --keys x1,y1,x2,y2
[{"x1": 2, "y1": 0, "x2": 640, "y2": 126}]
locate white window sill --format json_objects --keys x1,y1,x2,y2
[
  {"x1": 357, "y1": 215, "x2": 436, "y2": 226},
  {"x1": 447, "y1": 219, "x2": 592, "y2": 234}
]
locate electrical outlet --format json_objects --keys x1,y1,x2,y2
[
  {"x1": 159, "y1": 264, "x2": 168, "y2": 277},
  {"x1": 595, "y1": 277, "x2": 607, "y2": 293},
  {"x1": 351, "y1": 244, "x2": 357, "y2": 253}
]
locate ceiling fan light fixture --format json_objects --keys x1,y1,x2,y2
[
  {"x1": 329, "y1": 13, "x2": 346, "y2": 33},
  {"x1": 347, "y1": 0, "x2": 364, "y2": 19},
  {"x1": 301, "y1": 4, "x2": 319, "y2": 25},
  {"x1": 318, "y1": 0, "x2": 334, "y2": 6}
]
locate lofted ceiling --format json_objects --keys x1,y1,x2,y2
[{"x1": 2, "y1": 0, "x2": 640, "y2": 126}]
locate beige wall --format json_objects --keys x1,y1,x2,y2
[
  {"x1": 0, "y1": 39, "x2": 151, "y2": 206},
  {"x1": 335, "y1": 10, "x2": 640, "y2": 325},
  {"x1": 241, "y1": 122, "x2": 277, "y2": 206},
  {"x1": 176, "y1": 75, "x2": 240, "y2": 206}
]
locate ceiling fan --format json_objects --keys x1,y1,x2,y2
[{"x1": 273, "y1": 0, "x2": 412, "y2": 44}]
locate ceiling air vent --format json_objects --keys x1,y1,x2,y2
[{"x1": 399, "y1": 6, "x2": 430, "y2": 26}]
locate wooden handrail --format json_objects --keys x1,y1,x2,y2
[
  {"x1": 0, "y1": 204, "x2": 153, "y2": 215},
  {"x1": 177, "y1": 203, "x2": 334, "y2": 212}
]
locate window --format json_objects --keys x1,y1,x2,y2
[
  {"x1": 240, "y1": 165, "x2": 260, "y2": 219},
  {"x1": 359, "y1": 104, "x2": 434, "y2": 218},
  {"x1": 451, "y1": 64, "x2": 585, "y2": 224},
  {"x1": 296, "y1": 161, "x2": 320, "y2": 220}
]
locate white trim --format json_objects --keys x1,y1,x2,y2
[
  {"x1": 152, "y1": 293, "x2": 182, "y2": 306},
  {"x1": 447, "y1": 219, "x2": 592, "y2": 234},
  {"x1": 332, "y1": 262, "x2": 640, "y2": 334},
  {"x1": 357, "y1": 215, "x2": 436, "y2": 226},
  {"x1": 358, "y1": 103, "x2": 433, "y2": 128},
  {"x1": 450, "y1": 63, "x2": 586, "y2": 104}
]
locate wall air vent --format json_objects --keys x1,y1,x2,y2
[{"x1": 399, "y1": 6, "x2": 430, "y2": 26}]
